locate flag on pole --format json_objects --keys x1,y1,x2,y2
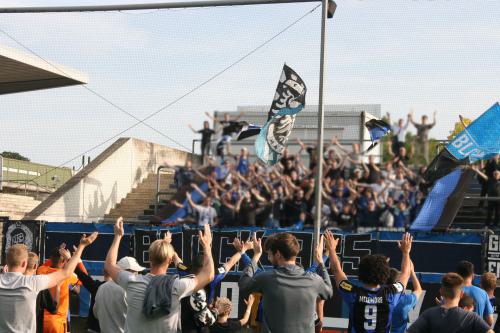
[
  {"x1": 424, "y1": 103, "x2": 500, "y2": 183},
  {"x1": 364, "y1": 118, "x2": 391, "y2": 152},
  {"x1": 255, "y1": 64, "x2": 307, "y2": 165}
]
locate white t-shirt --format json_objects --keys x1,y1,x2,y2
[
  {"x1": 193, "y1": 206, "x2": 217, "y2": 226},
  {"x1": 0, "y1": 272, "x2": 50, "y2": 333},
  {"x1": 94, "y1": 280, "x2": 127, "y2": 333},
  {"x1": 391, "y1": 122, "x2": 408, "y2": 143},
  {"x1": 117, "y1": 271, "x2": 195, "y2": 333}
]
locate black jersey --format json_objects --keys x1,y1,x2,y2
[{"x1": 338, "y1": 280, "x2": 404, "y2": 333}]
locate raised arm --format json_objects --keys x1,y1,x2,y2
[
  {"x1": 46, "y1": 232, "x2": 98, "y2": 289},
  {"x1": 397, "y1": 233, "x2": 413, "y2": 288},
  {"x1": 324, "y1": 230, "x2": 347, "y2": 285},
  {"x1": 186, "y1": 192, "x2": 201, "y2": 210},
  {"x1": 190, "y1": 183, "x2": 207, "y2": 199},
  {"x1": 188, "y1": 124, "x2": 198, "y2": 134},
  {"x1": 239, "y1": 294, "x2": 255, "y2": 326},
  {"x1": 205, "y1": 111, "x2": 214, "y2": 121},
  {"x1": 193, "y1": 224, "x2": 215, "y2": 291},
  {"x1": 105, "y1": 217, "x2": 125, "y2": 282},
  {"x1": 409, "y1": 261, "x2": 422, "y2": 299},
  {"x1": 222, "y1": 238, "x2": 253, "y2": 273}
]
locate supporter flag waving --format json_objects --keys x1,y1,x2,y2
[
  {"x1": 255, "y1": 64, "x2": 307, "y2": 165},
  {"x1": 364, "y1": 118, "x2": 391, "y2": 152},
  {"x1": 424, "y1": 102, "x2": 500, "y2": 184}
]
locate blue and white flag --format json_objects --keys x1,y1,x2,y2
[
  {"x1": 255, "y1": 64, "x2": 307, "y2": 165},
  {"x1": 447, "y1": 102, "x2": 500, "y2": 163}
]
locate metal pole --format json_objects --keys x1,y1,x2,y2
[
  {"x1": 0, "y1": 0, "x2": 319, "y2": 13},
  {"x1": 313, "y1": 0, "x2": 332, "y2": 249}
]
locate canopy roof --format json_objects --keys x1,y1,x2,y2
[{"x1": 0, "y1": 44, "x2": 88, "y2": 95}]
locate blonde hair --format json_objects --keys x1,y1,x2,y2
[
  {"x1": 27, "y1": 252, "x2": 39, "y2": 270},
  {"x1": 148, "y1": 239, "x2": 174, "y2": 266},
  {"x1": 215, "y1": 297, "x2": 232, "y2": 316},
  {"x1": 6, "y1": 244, "x2": 28, "y2": 268}
]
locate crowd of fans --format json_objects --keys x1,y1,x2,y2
[
  {"x1": 0, "y1": 220, "x2": 498, "y2": 333},
  {"x1": 172, "y1": 117, "x2": 432, "y2": 230}
]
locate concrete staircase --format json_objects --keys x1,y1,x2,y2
[
  {"x1": 104, "y1": 172, "x2": 176, "y2": 222},
  {"x1": 0, "y1": 193, "x2": 41, "y2": 220}
]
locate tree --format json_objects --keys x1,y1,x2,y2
[
  {"x1": 448, "y1": 117, "x2": 472, "y2": 140},
  {"x1": 1, "y1": 151, "x2": 30, "y2": 161}
]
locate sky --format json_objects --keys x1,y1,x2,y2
[{"x1": 1, "y1": 0, "x2": 499, "y2": 167}]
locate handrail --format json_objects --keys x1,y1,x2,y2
[
  {"x1": 464, "y1": 196, "x2": 500, "y2": 202},
  {"x1": 155, "y1": 166, "x2": 174, "y2": 216}
]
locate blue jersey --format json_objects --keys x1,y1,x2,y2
[
  {"x1": 463, "y1": 285, "x2": 494, "y2": 318},
  {"x1": 338, "y1": 280, "x2": 404, "y2": 333},
  {"x1": 390, "y1": 293, "x2": 417, "y2": 333},
  {"x1": 237, "y1": 157, "x2": 249, "y2": 175}
]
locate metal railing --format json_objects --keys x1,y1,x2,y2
[{"x1": 154, "y1": 166, "x2": 174, "y2": 216}]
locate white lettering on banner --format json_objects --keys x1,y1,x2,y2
[
  {"x1": 219, "y1": 237, "x2": 234, "y2": 270},
  {"x1": 220, "y1": 282, "x2": 239, "y2": 319},
  {"x1": 488, "y1": 262, "x2": 500, "y2": 277},
  {"x1": 489, "y1": 235, "x2": 499, "y2": 252},
  {"x1": 450, "y1": 133, "x2": 484, "y2": 158}
]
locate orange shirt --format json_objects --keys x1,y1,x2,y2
[{"x1": 37, "y1": 265, "x2": 79, "y2": 321}]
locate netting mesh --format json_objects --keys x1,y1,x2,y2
[{"x1": 1, "y1": 1, "x2": 499, "y2": 168}]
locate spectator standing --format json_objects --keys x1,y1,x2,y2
[
  {"x1": 186, "y1": 192, "x2": 218, "y2": 227},
  {"x1": 387, "y1": 112, "x2": 410, "y2": 157},
  {"x1": 456, "y1": 260, "x2": 494, "y2": 326},
  {"x1": 239, "y1": 233, "x2": 333, "y2": 333},
  {"x1": 480, "y1": 272, "x2": 500, "y2": 333},
  {"x1": 37, "y1": 247, "x2": 84, "y2": 333},
  {"x1": 105, "y1": 218, "x2": 215, "y2": 333},
  {"x1": 210, "y1": 295, "x2": 254, "y2": 333},
  {"x1": 324, "y1": 231, "x2": 413, "y2": 333},
  {"x1": 409, "y1": 110, "x2": 436, "y2": 163},
  {"x1": 389, "y1": 261, "x2": 423, "y2": 333},
  {"x1": 93, "y1": 256, "x2": 144, "y2": 333},
  {"x1": 189, "y1": 121, "x2": 215, "y2": 164},
  {"x1": 407, "y1": 273, "x2": 493, "y2": 333},
  {"x1": 0, "y1": 233, "x2": 97, "y2": 333}
]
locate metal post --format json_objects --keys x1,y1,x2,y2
[{"x1": 312, "y1": 0, "x2": 331, "y2": 249}]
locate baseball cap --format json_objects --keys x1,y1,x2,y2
[{"x1": 117, "y1": 256, "x2": 146, "y2": 272}]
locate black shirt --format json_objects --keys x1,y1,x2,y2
[
  {"x1": 198, "y1": 128, "x2": 215, "y2": 145},
  {"x1": 408, "y1": 306, "x2": 491, "y2": 333},
  {"x1": 209, "y1": 319, "x2": 242, "y2": 333}
]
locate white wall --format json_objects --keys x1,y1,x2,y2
[{"x1": 35, "y1": 138, "x2": 195, "y2": 222}]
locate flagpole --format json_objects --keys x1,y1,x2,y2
[{"x1": 313, "y1": 0, "x2": 334, "y2": 249}]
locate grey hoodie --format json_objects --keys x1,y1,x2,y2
[{"x1": 239, "y1": 262, "x2": 333, "y2": 333}]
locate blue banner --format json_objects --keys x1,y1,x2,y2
[{"x1": 447, "y1": 102, "x2": 500, "y2": 163}]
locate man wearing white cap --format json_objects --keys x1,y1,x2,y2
[{"x1": 93, "y1": 256, "x2": 145, "y2": 333}]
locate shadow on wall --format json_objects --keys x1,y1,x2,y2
[{"x1": 82, "y1": 178, "x2": 117, "y2": 221}]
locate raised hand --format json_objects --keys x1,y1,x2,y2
[
  {"x1": 244, "y1": 294, "x2": 255, "y2": 306},
  {"x1": 242, "y1": 239, "x2": 254, "y2": 252},
  {"x1": 199, "y1": 224, "x2": 212, "y2": 249},
  {"x1": 398, "y1": 232, "x2": 413, "y2": 255},
  {"x1": 163, "y1": 231, "x2": 172, "y2": 244},
  {"x1": 324, "y1": 230, "x2": 339, "y2": 253},
  {"x1": 59, "y1": 248, "x2": 71, "y2": 261},
  {"x1": 80, "y1": 232, "x2": 98, "y2": 247},
  {"x1": 314, "y1": 235, "x2": 325, "y2": 264},
  {"x1": 232, "y1": 238, "x2": 243, "y2": 252},
  {"x1": 114, "y1": 217, "x2": 124, "y2": 237},
  {"x1": 251, "y1": 232, "x2": 262, "y2": 257}
]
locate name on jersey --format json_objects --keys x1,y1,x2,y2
[{"x1": 358, "y1": 295, "x2": 383, "y2": 304}]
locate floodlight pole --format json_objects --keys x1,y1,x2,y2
[{"x1": 312, "y1": 0, "x2": 333, "y2": 250}]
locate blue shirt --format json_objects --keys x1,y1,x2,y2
[
  {"x1": 390, "y1": 293, "x2": 417, "y2": 333},
  {"x1": 338, "y1": 280, "x2": 404, "y2": 333},
  {"x1": 463, "y1": 285, "x2": 494, "y2": 318}
]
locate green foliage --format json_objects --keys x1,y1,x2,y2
[{"x1": 1, "y1": 151, "x2": 30, "y2": 162}]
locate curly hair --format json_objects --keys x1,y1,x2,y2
[
  {"x1": 215, "y1": 297, "x2": 232, "y2": 316},
  {"x1": 358, "y1": 254, "x2": 390, "y2": 286}
]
